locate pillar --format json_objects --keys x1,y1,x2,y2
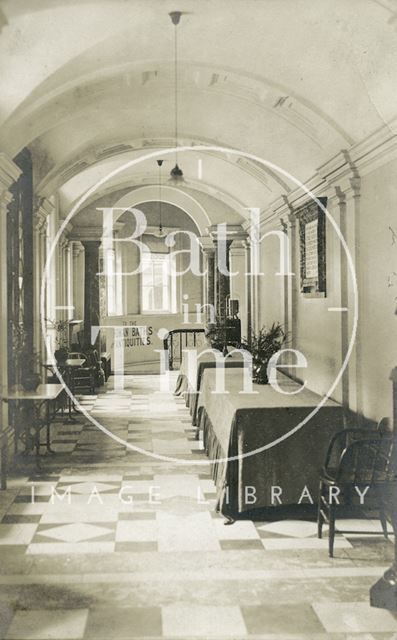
[
  {"x1": 202, "y1": 246, "x2": 215, "y2": 324},
  {"x1": 0, "y1": 154, "x2": 21, "y2": 488},
  {"x1": 66, "y1": 242, "x2": 73, "y2": 320},
  {"x1": 335, "y1": 187, "x2": 350, "y2": 414},
  {"x1": 72, "y1": 241, "x2": 84, "y2": 321},
  {"x1": 287, "y1": 207, "x2": 298, "y2": 353},
  {"x1": 82, "y1": 240, "x2": 101, "y2": 348},
  {"x1": 279, "y1": 217, "x2": 290, "y2": 343},
  {"x1": 243, "y1": 239, "x2": 252, "y2": 345},
  {"x1": 350, "y1": 176, "x2": 363, "y2": 421},
  {"x1": 229, "y1": 241, "x2": 246, "y2": 336},
  {"x1": 33, "y1": 204, "x2": 47, "y2": 378},
  {"x1": 215, "y1": 239, "x2": 232, "y2": 320}
]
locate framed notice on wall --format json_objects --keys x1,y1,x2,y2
[{"x1": 296, "y1": 197, "x2": 327, "y2": 297}]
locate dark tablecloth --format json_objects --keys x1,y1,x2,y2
[
  {"x1": 197, "y1": 369, "x2": 343, "y2": 516},
  {"x1": 174, "y1": 349, "x2": 247, "y2": 425}
]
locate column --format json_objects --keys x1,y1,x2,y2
[
  {"x1": 72, "y1": 241, "x2": 84, "y2": 320},
  {"x1": 66, "y1": 242, "x2": 73, "y2": 320},
  {"x1": 215, "y1": 240, "x2": 232, "y2": 320},
  {"x1": 287, "y1": 208, "x2": 298, "y2": 353},
  {"x1": 201, "y1": 245, "x2": 215, "y2": 324},
  {"x1": 33, "y1": 207, "x2": 46, "y2": 378},
  {"x1": 82, "y1": 240, "x2": 101, "y2": 348},
  {"x1": 243, "y1": 239, "x2": 252, "y2": 345},
  {"x1": 56, "y1": 235, "x2": 66, "y2": 320},
  {"x1": 229, "y1": 241, "x2": 246, "y2": 335},
  {"x1": 0, "y1": 154, "x2": 21, "y2": 488},
  {"x1": 279, "y1": 217, "x2": 290, "y2": 343},
  {"x1": 114, "y1": 232, "x2": 123, "y2": 316},
  {"x1": 335, "y1": 187, "x2": 350, "y2": 413},
  {"x1": 350, "y1": 176, "x2": 363, "y2": 422}
]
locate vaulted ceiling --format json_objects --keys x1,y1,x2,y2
[{"x1": 0, "y1": 0, "x2": 396, "y2": 225}]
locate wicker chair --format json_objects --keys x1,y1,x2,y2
[{"x1": 317, "y1": 420, "x2": 394, "y2": 557}]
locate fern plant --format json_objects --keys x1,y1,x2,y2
[{"x1": 241, "y1": 322, "x2": 286, "y2": 384}]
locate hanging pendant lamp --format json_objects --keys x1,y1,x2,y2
[
  {"x1": 156, "y1": 159, "x2": 166, "y2": 237},
  {"x1": 169, "y1": 11, "x2": 184, "y2": 182}
]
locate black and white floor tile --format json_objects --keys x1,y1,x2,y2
[{"x1": 0, "y1": 374, "x2": 395, "y2": 639}]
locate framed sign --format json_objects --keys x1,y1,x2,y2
[{"x1": 296, "y1": 197, "x2": 327, "y2": 297}]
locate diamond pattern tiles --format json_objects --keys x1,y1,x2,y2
[{"x1": 0, "y1": 373, "x2": 395, "y2": 639}]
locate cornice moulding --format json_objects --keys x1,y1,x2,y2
[
  {"x1": 208, "y1": 224, "x2": 247, "y2": 241},
  {"x1": 252, "y1": 124, "x2": 397, "y2": 231},
  {"x1": 69, "y1": 227, "x2": 104, "y2": 241}
]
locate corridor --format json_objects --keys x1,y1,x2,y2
[{"x1": 0, "y1": 376, "x2": 395, "y2": 639}]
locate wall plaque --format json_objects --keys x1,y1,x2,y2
[{"x1": 296, "y1": 197, "x2": 327, "y2": 297}]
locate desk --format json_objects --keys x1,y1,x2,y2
[
  {"x1": 174, "y1": 349, "x2": 247, "y2": 427},
  {"x1": 2, "y1": 384, "x2": 64, "y2": 482},
  {"x1": 197, "y1": 369, "x2": 342, "y2": 517}
]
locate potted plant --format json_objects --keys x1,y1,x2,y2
[
  {"x1": 241, "y1": 322, "x2": 286, "y2": 384},
  {"x1": 47, "y1": 318, "x2": 69, "y2": 364}
]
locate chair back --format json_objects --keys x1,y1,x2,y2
[{"x1": 337, "y1": 436, "x2": 394, "y2": 485}]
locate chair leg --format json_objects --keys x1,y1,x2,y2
[
  {"x1": 317, "y1": 481, "x2": 324, "y2": 539},
  {"x1": 376, "y1": 486, "x2": 389, "y2": 540},
  {"x1": 379, "y1": 506, "x2": 389, "y2": 540},
  {"x1": 328, "y1": 503, "x2": 336, "y2": 558}
]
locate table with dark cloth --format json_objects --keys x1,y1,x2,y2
[
  {"x1": 196, "y1": 368, "x2": 343, "y2": 517},
  {"x1": 174, "y1": 349, "x2": 247, "y2": 426}
]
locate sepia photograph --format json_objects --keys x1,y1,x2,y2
[{"x1": 0, "y1": 0, "x2": 397, "y2": 638}]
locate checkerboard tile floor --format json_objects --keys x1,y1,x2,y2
[{"x1": 0, "y1": 374, "x2": 395, "y2": 639}]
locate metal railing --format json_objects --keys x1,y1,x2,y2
[{"x1": 163, "y1": 329, "x2": 206, "y2": 370}]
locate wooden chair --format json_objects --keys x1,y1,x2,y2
[
  {"x1": 83, "y1": 348, "x2": 105, "y2": 387},
  {"x1": 317, "y1": 420, "x2": 394, "y2": 556},
  {"x1": 69, "y1": 353, "x2": 95, "y2": 395}
]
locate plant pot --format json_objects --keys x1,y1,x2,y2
[
  {"x1": 22, "y1": 372, "x2": 41, "y2": 392},
  {"x1": 253, "y1": 362, "x2": 269, "y2": 385},
  {"x1": 54, "y1": 348, "x2": 68, "y2": 364}
]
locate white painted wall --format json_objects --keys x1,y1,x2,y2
[
  {"x1": 258, "y1": 158, "x2": 397, "y2": 424},
  {"x1": 357, "y1": 159, "x2": 397, "y2": 422}
]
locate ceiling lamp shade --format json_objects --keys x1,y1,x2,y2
[
  {"x1": 170, "y1": 162, "x2": 183, "y2": 182},
  {"x1": 155, "y1": 159, "x2": 166, "y2": 237},
  {"x1": 168, "y1": 11, "x2": 184, "y2": 183}
]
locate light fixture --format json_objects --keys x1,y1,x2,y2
[
  {"x1": 156, "y1": 159, "x2": 166, "y2": 238},
  {"x1": 169, "y1": 11, "x2": 184, "y2": 182}
]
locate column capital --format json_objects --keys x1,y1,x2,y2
[
  {"x1": 335, "y1": 186, "x2": 347, "y2": 206},
  {"x1": 279, "y1": 217, "x2": 288, "y2": 234},
  {"x1": 281, "y1": 195, "x2": 296, "y2": 226},
  {"x1": 33, "y1": 210, "x2": 47, "y2": 233},
  {"x1": 59, "y1": 235, "x2": 69, "y2": 250},
  {"x1": 71, "y1": 241, "x2": 84, "y2": 259},
  {"x1": 198, "y1": 236, "x2": 215, "y2": 253},
  {"x1": 229, "y1": 240, "x2": 246, "y2": 257},
  {"x1": 34, "y1": 195, "x2": 55, "y2": 219},
  {"x1": 0, "y1": 153, "x2": 21, "y2": 199},
  {"x1": 350, "y1": 176, "x2": 361, "y2": 198},
  {"x1": 81, "y1": 240, "x2": 101, "y2": 251}
]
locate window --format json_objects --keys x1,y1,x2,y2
[{"x1": 141, "y1": 252, "x2": 176, "y2": 313}]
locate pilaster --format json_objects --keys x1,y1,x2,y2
[{"x1": 0, "y1": 155, "x2": 21, "y2": 488}]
